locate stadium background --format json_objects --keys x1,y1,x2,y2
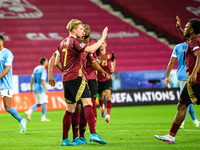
[{"x1": 0, "y1": 0, "x2": 199, "y2": 112}]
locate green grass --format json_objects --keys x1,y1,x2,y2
[{"x1": 1, "y1": 104, "x2": 200, "y2": 150}]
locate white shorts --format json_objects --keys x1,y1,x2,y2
[
  {"x1": 34, "y1": 93, "x2": 48, "y2": 104},
  {"x1": 0, "y1": 89, "x2": 13, "y2": 98}
]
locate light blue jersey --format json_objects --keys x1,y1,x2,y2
[
  {"x1": 171, "y1": 42, "x2": 188, "y2": 80},
  {"x1": 0, "y1": 48, "x2": 13, "y2": 90},
  {"x1": 32, "y1": 65, "x2": 47, "y2": 93}
]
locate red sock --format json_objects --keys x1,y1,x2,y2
[
  {"x1": 99, "y1": 99, "x2": 103, "y2": 107},
  {"x1": 92, "y1": 98, "x2": 97, "y2": 123},
  {"x1": 84, "y1": 105, "x2": 96, "y2": 134},
  {"x1": 79, "y1": 111, "x2": 87, "y2": 138},
  {"x1": 62, "y1": 111, "x2": 73, "y2": 139},
  {"x1": 169, "y1": 122, "x2": 180, "y2": 137},
  {"x1": 72, "y1": 112, "x2": 80, "y2": 139},
  {"x1": 106, "y1": 100, "x2": 112, "y2": 115}
]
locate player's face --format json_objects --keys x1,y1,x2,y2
[
  {"x1": 100, "y1": 40, "x2": 107, "y2": 50},
  {"x1": 75, "y1": 24, "x2": 85, "y2": 39},
  {"x1": 44, "y1": 59, "x2": 48, "y2": 67},
  {"x1": 84, "y1": 25, "x2": 91, "y2": 38},
  {"x1": 184, "y1": 22, "x2": 193, "y2": 38}
]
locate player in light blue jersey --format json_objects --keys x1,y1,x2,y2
[
  {"x1": 0, "y1": 35, "x2": 26, "y2": 133},
  {"x1": 25, "y1": 57, "x2": 50, "y2": 122},
  {"x1": 165, "y1": 42, "x2": 199, "y2": 129}
]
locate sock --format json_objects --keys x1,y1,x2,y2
[
  {"x1": 92, "y1": 98, "x2": 97, "y2": 123},
  {"x1": 99, "y1": 99, "x2": 103, "y2": 107},
  {"x1": 106, "y1": 100, "x2": 112, "y2": 115},
  {"x1": 188, "y1": 104, "x2": 197, "y2": 121},
  {"x1": 42, "y1": 104, "x2": 47, "y2": 118},
  {"x1": 72, "y1": 112, "x2": 80, "y2": 139},
  {"x1": 84, "y1": 105, "x2": 96, "y2": 134},
  {"x1": 62, "y1": 111, "x2": 73, "y2": 139},
  {"x1": 6, "y1": 107, "x2": 22, "y2": 122},
  {"x1": 79, "y1": 111, "x2": 87, "y2": 138},
  {"x1": 28, "y1": 104, "x2": 40, "y2": 114},
  {"x1": 169, "y1": 122, "x2": 180, "y2": 137}
]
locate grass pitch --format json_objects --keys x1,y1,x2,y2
[{"x1": 1, "y1": 104, "x2": 200, "y2": 150}]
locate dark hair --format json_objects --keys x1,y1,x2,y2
[
  {"x1": 189, "y1": 19, "x2": 200, "y2": 34},
  {"x1": 0, "y1": 35, "x2": 4, "y2": 41},
  {"x1": 39, "y1": 57, "x2": 47, "y2": 65}
]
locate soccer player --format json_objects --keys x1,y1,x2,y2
[
  {"x1": 55, "y1": 19, "x2": 108, "y2": 146},
  {"x1": 25, "y1": 57, "x2": 50, "y2": 122},
  {"x1": 155, "y1": 18, "x2": 200, "y2": 144},
  {"x1": 97, "y1": 40, "x2": 116, "y2": 123},
  {"x1": 0, "y1": 35, "x2": 26, "y2": 133},
  {"x1": 165, "y1": 42, "x2": 199, "y2": 129}
]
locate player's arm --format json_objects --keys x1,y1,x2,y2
[
  {"x1": 30, "y1": 77, "x2": 33, "y2": 93},
  {"x1": 84, "y1": 27, "x2": 108, "y2": 53},
  {"x1": 110, "y1": 59, "x2": 116, "y2": 73},
  {"x1": 42, "y1": 79, "x2": 48, "y2": 95},
  {"x1": 189, "y1": 50, "x2": 200, "y2": 84},
  {"x1": 48, "y1": 55, "x2": 56, "y2": 87},
  {"x1": 90, "y1": 60, "x2": 110, "y2": 79},
  {"x1": 165, "y1": 57, "x2": 176, "y2": 87},
  {"x1": 0, "y1": 66, "x2": 10, "y2": 79},
  {"x1": 176, "y1": 16, "x2": 188, "y2": 43}
]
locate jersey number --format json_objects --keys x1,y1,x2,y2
[
  {"x1": 62, "y1": 48, "x2": 68, "y2": 67},
  {"x1": 102, "y1": 60, "x2": 107, "y2": 66}
]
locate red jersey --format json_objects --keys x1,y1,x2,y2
[
  {"x1": 86, "y1": 39, "x2": 98, "y2": 80},
  {"x1": 186, "y1": 36, "x2": 200, "y2": 84},
  {"x1": 97, "y1": 50, "x2": 115, "y2": 82},
  {"x1": 58, "y1": 36, "x2": 87, "y2": 82}
]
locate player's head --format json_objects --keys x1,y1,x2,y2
[
  {"x1": 0, "y1": 35, "x2": 4, "y2": 48},
  {"x1": 66, "y1": 19, "x2": 84, "y2": 39},
  {"x1": 40, "y1": 57, "x2": 48, "y2": 67},
  {"x1": 100, "y1": 40, "x2": 107, "y2": 51},
  {"x1": 83, "y1": 24, "x2": 91, "y2": 39},
  {"x1": 184, "y1": 19, "x2": 200, "y2": 38}
]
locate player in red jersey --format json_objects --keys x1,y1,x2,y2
[
  {"x1": 55, "y1": 19, "x2": 108, "y2": 146},
  {"x1": 97, "y1": 40, "x2": 116, "y2": 123},
  {"x1": 155, "y1": 18, "x2": 200, "y2": 144}
]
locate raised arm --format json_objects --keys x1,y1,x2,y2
[{"x1": 176, "y1": 16, "x2": 188, "y2": 43}]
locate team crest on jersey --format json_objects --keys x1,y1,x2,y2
[
  {"x1": 107, "y1": 55, "x2": 110, "y2": 59},
  {"x1": 79, "y1": 43, "x2": 85, "y2": 48},
  {"x1": 0, "y1": 0, "x2": 43, "y2": 19}
]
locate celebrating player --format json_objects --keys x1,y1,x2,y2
[
  {"x1": 25, "y1": 57, "x2": 50, "y2": 122},
  {"x1": 55, "y1": 19, "x2": 108, "y2": 146},
  {"x1": 0, "y1": 35, "x2": 27, "y2": 133},
  {"x1": 97, "y1": 40, "x2": 116, "y2": 123},
  {"x1": 155, "y1": 18, "x2": 200, "y2": 144}
]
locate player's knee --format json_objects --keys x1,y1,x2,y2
[
  {"x1": 177, "y1": 103, "x2": 187, "y2": 111},
  {"x1": 4, "y1": 105, "x2": 11, "y2": 111}
]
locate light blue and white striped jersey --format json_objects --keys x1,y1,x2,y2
[
  {"x1": 32, "y1": 65, "x2": 47, "y2": 93},
  {"x1": 0, "y1": 48, "x2": 13, "y2": 90},
  {"x1": 171, "y1": 42, "x2": 188, "y2": 80}
]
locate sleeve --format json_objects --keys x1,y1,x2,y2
[
  {"x1": 73, "y1": 38, "x2": 87, "y2": 52},
  {"x1": 171, "y1": 46, "x2": 177, "y2": 58},
  {"x1": 96, "y1": 49, "x2": 101, "y2": 56},
  {"x1": 41, "y1": 69, "x2": 47, "y2": 80},
  {"x1": 191, "y1": 38, "x2": 200, "y2": 53},
  {"x1": 53, "y1": 50, "x2": 58, "y2": 57},
  {"x1": 5, "y1": 51, "x2": 13, "y2": 66},
  {"x1": 111, "y1": 51, "x2": 115, "y2": 61},
  {"x1": 87, "y1": 53, "x2": 95, "y2": 63}
]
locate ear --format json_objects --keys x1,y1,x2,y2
[{"x1": 190, "y1": 28, "x2": 194, "y2": 34}]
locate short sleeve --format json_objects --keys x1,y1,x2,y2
[
  {"x1": 73, "y1": 38, "x2": 87, "y2": 52},
  {"x1": 5, "y1": 51, "x2": 13, "y2": 66},
  {"x1": 41, "y1": 69, "x2": 47, "y2": 80},
  {"x1": 171, "y1": 46, "x2": 177, "y2": 58},
  {"x1": 87, "y1": 53, "x2": 95, "y2": 62}
]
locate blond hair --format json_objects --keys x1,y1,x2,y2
[{"x1": 66, "y1": 19, "x2": 82, "y2": 32}]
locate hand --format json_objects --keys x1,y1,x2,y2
[
  {"x1": 45, "y1": 89, "x2": 48, "y2": 95},
  {"x1": 48, "y1": 76, "x2": 56, "y2": 87},
  {"x1": 164, "y1": 77, "x2": 170, "y2": 88},
  {"x1": 110, "y1": 68, "x2": 114, "y2": 74},
  {"x1": 30, "y1": 89, "x2": 33, "y2": 93},
  {"x1": 102, "y1": 27, "x2": 108, "y2": 40},
  {"x1": 189, "y1": 74, "x2": 197, "y2": 85},
  {"x1": 176, "y1": 16, "x2": 181, "y2": 29}
]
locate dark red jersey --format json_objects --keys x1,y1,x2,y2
[
  {"x1": 97, "y1": 50, "x2": 115, "y2": 82},
  {"x1": 186, "y1": 36, "x2": 200, "y2": 84},
  {"x1": 58, "y1": 36, "x2": 87, "y2": 82},
  {"x1": 86, "y1": 39, "x2": 98, "y2": 80}
]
